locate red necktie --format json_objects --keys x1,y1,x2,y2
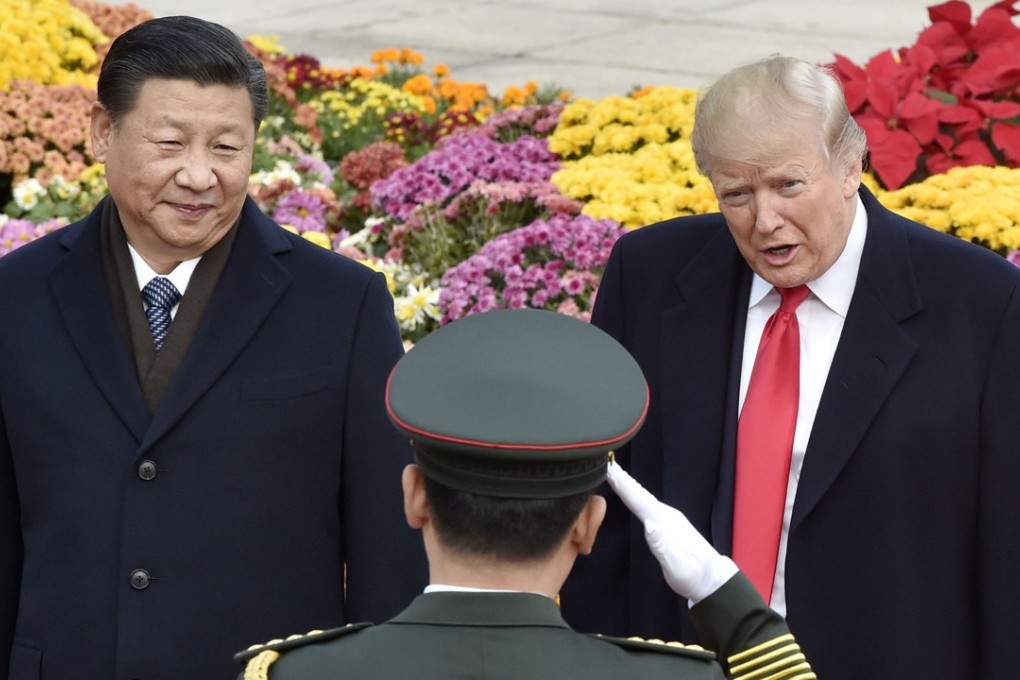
[{"x1": 733, "y1": 284, "x2": 810, "y2": 603}]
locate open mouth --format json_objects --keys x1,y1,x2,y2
[{"x1": 761, "y1": 244, "x2": 799, "y2": 264}]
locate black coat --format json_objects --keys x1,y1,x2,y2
[
  {"x1": 0, "y1": 198, "x2": 428, "y2": 679},
  {"x1": 562, "y1": 187, "x2": 1020, "y2": 680}
]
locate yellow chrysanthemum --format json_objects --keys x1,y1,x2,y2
[
  {"x1": 548, "y1": 86, "x2": 697, "y2": 160},
  {"x1": 301, "y1": 230, "x2": 332, "y2": 249},
  {"x1": 246, "y1": 34, "x2": 286, "y2": 56},
  {"x1": 876, "y1": 165, "x2": 1020, "y2": 251},
  {"x1": 311, "y1": 78, "x2": 427, "y2": 128},
  {"x1": 550, "y1": 129, "x2": 716, "y2": 229},
  {"x1": 0, "y1": 0, "x2": 107, "y2": 90}
]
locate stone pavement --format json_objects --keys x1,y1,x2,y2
[{"x1": 121, "y1": 0, "x2": 1001, "y2": 99}]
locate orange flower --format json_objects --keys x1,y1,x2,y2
[
  {"x1": 402, "y1": 74, "x2": 434, "y2": 96},
  {"x1": 321, "y1": 66, "x2": 346, "y2": 81},
  {"x1": 399, "y1": 47, "x2": 424, "y2": 65},
  {"x1": 438, "y1": 79, "x2": 461, "y2": 101},
  {"x1": 371, "y1": 47, "x2": 400, "y2": 64},
  {"x1": 501, "y1": 85, "x2": 528, "y2": 107},
  {"x1": 10, "y1": 152, "x2": 30, "y2": 175},
  {"x1": 433, "y1": 63, "x2": 450, "y2": 78},
  {"x1": 351, "y1": 65, "x2": 375, "y2": 79},
  {"x1": 70, "y1": 0, "x2": 153, "y2": 39},
  {"x1": 455, "y1": 83, "x2": 489, "y2": 109},
  {"x1": 34, "y1": 167, "x2": 54, "y2": 185}
]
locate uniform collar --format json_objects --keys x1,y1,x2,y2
[{"x1": 390, "y1": 591, "x2": 571, "y2": 629}]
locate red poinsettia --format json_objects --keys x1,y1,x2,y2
[{"x1": 830, "y1": 0, "x2": 1020, "y2": 189}]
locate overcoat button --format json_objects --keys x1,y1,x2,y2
[
  {"x1": 137, "y1": 460, "x2": 158, "y2": 481},
  {"x1": 130, "y1": 569, "x2": 151, "y2": 590}
]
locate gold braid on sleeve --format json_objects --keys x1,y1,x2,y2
[{"x1": 727, "y1": 633, "x2": 817, "y2": 680}]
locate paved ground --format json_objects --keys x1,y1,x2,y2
[{"x1": 118, "y1": 0, "x2": 1002, "y2": 99}]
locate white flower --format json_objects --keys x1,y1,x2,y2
[
  {"x1": 249, "y1": 159, "x2": 301, "y2": 187},
  {"x1": 339, "y1": 229, "x2": 372, "y2": 249},
  {"x1": 49, "y1": 175, "x2": 81, "y2": 200},
  {"x1": 339, "y1": 226, "x2": 385, "y2": 257},
  {"x1": 394, "y1": 282, "x2": 441, "y2": 332},
  {"x1": 13, "y1": 179, "x2": 46, "y2": 211}
]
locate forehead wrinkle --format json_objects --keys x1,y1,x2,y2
[{"x1": 144, "y1": 111, "x2": 249, "y2": 138}]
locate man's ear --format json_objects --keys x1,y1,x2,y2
[
  {"x1": 90, "y1": 102, "x2": 113, "y2": 163},
  {"x1": 402, "y1": 464, "x2": 430, "y2": 530},
  {"x1": 570, "y1": 494, "x2": 607, "y2": 556},
  {"x1": 843, "y1": 157, "x2": 864, "y2": 198}
]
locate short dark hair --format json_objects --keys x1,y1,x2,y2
[
  {"x1": 97, "y1": 15, "x2": 268, "y2": 127},
  {"x1": 424, "y1": 475, "x2": 590, "y2": 562}
]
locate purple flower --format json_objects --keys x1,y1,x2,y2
[
  {"x1": 272, "y1": 190, "x2": 328, "y2": 233},
  {"x1": 295, "y1": 153, "x2": 335, "y2": 185},
  {"x1": 371, "y1": 133, "x2": 561, "y2": 220},
  {"x1": 469, "y1": 103, "x2": 565, "y2": 141},
  {"x1": 439, "y1": 213, "x2": 625, "y2": 323},
  {"x1": 0, "y1": 218, "x2": 66, "y2": 257},
  {"x1": 1008, "y1": 250, "x2": 1020, "y2": 269}
]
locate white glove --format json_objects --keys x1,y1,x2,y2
[{"x1": 606, "y1": 461, "x2": 738, "y2": 605}]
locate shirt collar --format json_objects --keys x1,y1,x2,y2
[{"x1": 127, "y1": 242, "x2": 202, "y2": 297}]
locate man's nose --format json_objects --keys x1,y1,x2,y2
[
  {"x1": 175, "y1": 148, "x2": 218, "y2": 191},
  {"x1": 752, "y1": 193, "x2": 784, "y2": 233}
]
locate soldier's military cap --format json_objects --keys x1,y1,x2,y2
[{"x1": 385, "y1": 308, "x2": 649, "y2": 499}]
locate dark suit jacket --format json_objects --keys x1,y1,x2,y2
[
  {"x1": 561, "y1": 186, "x2": 1020, "y2": 680},
  {"x1": 0, "y1": 197, "x2": 427, "y2": 679},
  {"x1": 239, "y1": 573, "x2": 802, "y2": 680}
]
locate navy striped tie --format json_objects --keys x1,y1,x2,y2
[{"x1": 141, "y1": 276, "x2": 182, "y2": 352}]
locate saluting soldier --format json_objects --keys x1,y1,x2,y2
[{"x1": 237, "y1": 308, "x2": 816, "y2": 680}]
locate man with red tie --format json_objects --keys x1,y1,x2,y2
[{"x1": 560, "y1": 54, "x2": 1020, "y2": 680}]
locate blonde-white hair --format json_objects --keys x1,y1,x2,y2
[{"x1": 691, "y1": 55, "x2": 867, "y2": 176}]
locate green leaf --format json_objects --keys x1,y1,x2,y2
[{"x1": 925, "y1": 89, "x2": 958, "y2": 105}]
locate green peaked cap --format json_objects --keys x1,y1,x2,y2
[{"x1": 386, "y1": 309, "x2": 649, "y2": 499}]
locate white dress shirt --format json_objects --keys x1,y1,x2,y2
[
  {"x1": 424, "y1": 584, "x2": 549, "y2": 597},
  {"x1": 737, "y1": 194, "x2": 867, "y2": 616},
  {"x1": 127, "y1": 244, "x2": 201, "y2": 320}
]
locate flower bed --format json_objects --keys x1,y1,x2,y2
[{"x1": 2, "y1": 0, "x2": 1020, "y2": 343}]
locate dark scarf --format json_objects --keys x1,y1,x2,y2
[{"x1": 99, "y1": 198, "x2": 238, "y2": 413}]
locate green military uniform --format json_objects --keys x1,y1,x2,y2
[
  {"x1": 237, "y1": 571, "x2": 812, "y2": 680},
  {"x1": 236, "y1": 309, "x2": 816, "y2": 680}
]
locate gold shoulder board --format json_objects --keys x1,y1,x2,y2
[
  {"x1": 235, "y1": 622, "x2": 373, "y2": 678},
  {"x1": 591, "y1": 634, "x2": 717, "y2": 661}
]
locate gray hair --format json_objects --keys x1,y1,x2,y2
[{"x1": 691, "y1": 55, "x2": 867, "y2": 176}]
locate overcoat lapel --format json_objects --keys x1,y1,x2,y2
[
  {"x1": 139, "y1": 200, "x2": 294, "y2": 452},
  {"x1": 792, "y1": 190, "x2": 922, "y2": 528},
  {"x1": 49, "y1": 209, "x2": 151, "y2": 442},
  {"x1": 657, "y1": 226, "x2": 750, "y2": 545}
]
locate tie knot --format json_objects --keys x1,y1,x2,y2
[
  {"x1": 777, "y1": 284, "x2": 810, "y2": 313},
  {"x1": 142, "y1": 276, "x2": 181, "y2": 311}
]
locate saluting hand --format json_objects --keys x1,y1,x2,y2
[{"x1": 606, "y1": 461, "x2": 738, "y2": 604}]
